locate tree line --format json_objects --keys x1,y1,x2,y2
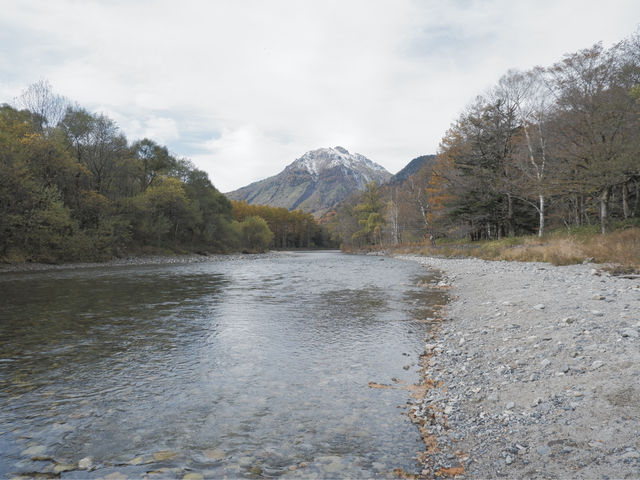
[
  {"x1": 331, "y1": 32, "x2": 640, "y2": 248},
  {"x1": 0, "y1": 82, "x2": 333, "y2": 262},
  {"x1": 232, "y1": 201, "x2": 335, "y2": 250}
]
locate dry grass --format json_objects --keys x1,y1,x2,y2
[
  {"x1": 390, "y1": 227, "x2": 640, "y2": 273},
  {"x1": 581, "y1": 228, "x2": 640, "y2": 267}
]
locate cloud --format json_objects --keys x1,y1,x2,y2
[
  {"x1": 192, "y1": 124, "x2": 301, "y2": 193},
  {"x1": 2, "y1": 0, "x2": 639, "y2": 192}
]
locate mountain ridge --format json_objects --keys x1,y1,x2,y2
[
  {"x1": 388, "y1": 154, "x2": 437, "y2": 185},
  {"x1": 226, "y1": 146, "x2": 391, "y2": 216}
]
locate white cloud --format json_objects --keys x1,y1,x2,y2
[
  {"x1": 192, "y1": 124, "x2": 301, "y2": 193},
  {"x1": 2, "y1": 0, "x2": 639, "y2": 192},
  {"x1": 141, "y1": 117, "x2": 180, "y2": 144}
]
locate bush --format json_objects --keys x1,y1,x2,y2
[{"x1": 239, "y1": 216, "x2": 274, "y2": 253}]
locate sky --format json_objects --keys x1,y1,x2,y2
[{"x1": 1, "y1": 1, "x2": 639, "y2": 193}]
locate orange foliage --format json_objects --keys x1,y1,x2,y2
[{"x1": 231, "y1": 200, "x2": 321, "y2": 248}]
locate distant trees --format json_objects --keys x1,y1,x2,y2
[
  {"x1": 0, "y1": 87, "x2": 288, "y2": 262},
  {"x1": 238, "y1": 216, "x2": 273, "y2": 253},
  {"x1": 330, "y1": 32, "x2": 640, "y2": 248},
  {"x1": 547, "y1": 42, "x2": 640, "y2": 233},
  {"x1": 352, "y1": 182, "x2": 385, "y2": 246},
  {"x1": 328, "y1": 162, "x2": 439, "y2": 249},
  {"x1": 231, "y1": 200, "x2": 334, "y2": 249},
  {"x1": 426, "y1": 34, "x2": 640, "y2": 241}
]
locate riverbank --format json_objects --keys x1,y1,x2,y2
[
  {"x1": 387, "y1": 226, "x2": 640, "y2": 275},
  {"x1": 399, "y1": 255, "x2": 640, "y2": 479},
  {"x1": 0, "y1": 252, "x2": 298, "y2": 273}
]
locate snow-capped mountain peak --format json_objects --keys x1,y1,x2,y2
[
  {"x1": 288, "y1": 146, "x2": 387, "y2": 180},
  {"x1": 227, "y1": 146, "x2": 391, "y2": 216}
]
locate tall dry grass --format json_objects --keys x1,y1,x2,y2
[
  {"x1": 582, "y1": 228, "x2": 640, "y2": 268},
  {"x1": 392, "y1": 227, "x2": 640, "y2": 272}
]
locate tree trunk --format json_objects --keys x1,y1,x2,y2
[
  {"x1": 582, "y1": 196, "x2": 590, "y2": 225},
  {"x1": 507, "y1": 193, "x2": 515, "y2": 237},
  {"x1": 572, "y1": 194, "x2": 580, "y2": 226},
  {"x1": 599, "y1": 187, "x2": 611, "y2": 234},
  {"x1": 538, "y1": 194, "x2": 545, "y2": 237},
  {"x1": 622, "y1": 181, "x2": 630, "y2": 219}
]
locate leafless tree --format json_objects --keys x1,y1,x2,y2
[{"x1": 14, "y1": 79, "x2": 69, "y2": 130}]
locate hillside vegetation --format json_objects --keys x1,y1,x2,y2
[
  {"x1": 330, "y1": 32, "x2": 640, "y2": 270},
  {"x1": 0, "y1": 86, "x2": 332, "y2": 263}
]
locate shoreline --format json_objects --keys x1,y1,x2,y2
[
  {"x1": 0, "y1": 251, "x2": 304, "y2": 274},
  {"x1": 399, "y1": 255, "x2": 640, "y2": 479},
  {"x1": 0, "y1": 254, "x2": 223, "y2": 273}
]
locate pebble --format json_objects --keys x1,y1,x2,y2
[
  {"x1": 590, "y1": 360, "x2": 605, "y2": 370},
  {"x1": 533, "y1": 304, "x2": 546, "y2": 310},
  {"x1": 21, "y1": 445, "x2": 46, "y2": 457},
  {"x1": 128, "y1": 455, "x2": 148, "y2": 465},
  {"x1": 53, "y1": 463, "x2": 77, "y2": 474},
  {"x1": 536, "y1": 446, "x2": 551, "y2": 456},
  {"x1": 153, "y1": 450, "x2": 178, "y2": 461},
  {"x1": 621, "y1": 328, "x2": 639, "y2": 338},
  {"x1": 203, "y1": 448, "x2": 225, "y2": 461},
  {"x1": 104, "y1": 473, "x2": 128, "y2": 480},
  {"x1": 183, "y1": 474, "x2": 204, "y2": 480}
]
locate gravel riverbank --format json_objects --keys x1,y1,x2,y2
[
  {"x1": 398, "y1": 255, "x2": 640, "y2": 479},
  {"x1": 0, "y1": 252, "x2": 295, "y2": 274}
]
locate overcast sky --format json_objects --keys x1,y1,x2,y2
[{"x1": 1, "y1": 1, "x2": 638, "y2": 192}]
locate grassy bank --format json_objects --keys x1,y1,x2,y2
[{"x1": 389, "y1": 225, "x2": 640, "y2": 274}]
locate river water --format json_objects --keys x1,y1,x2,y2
[{"x1": 0, "y1": 252, "x2": 446, "y2": 478}]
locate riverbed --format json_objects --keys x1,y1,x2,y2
[{"x1": 0, "y1": 252, "x2": 446, "y2": 478}]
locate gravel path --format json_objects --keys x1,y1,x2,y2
[{"x1": 398, "y1": 255, "x2": 640, "y2": 480}]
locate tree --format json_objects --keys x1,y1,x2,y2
[
  {"x1": 131, "y1": 138, "x2": 176, "y2": 191},
  {"x1": 14, "y1": 79, "x2": 69, "y2": 131},
  {"x1": 239, "y1": 216, "x2": 273, "y2": 252},
  {"x1": 494, "y1": 68, "x2": 554, "y2": 236},
  {"x1": 352, "y1": 182, "x2": 385, "y2": 246},
  {"x1": 183, "y1": 167, "x2": 235, "y2": 250},
  {"x1": 437, "y1": 97, "x2": 521, "y2": 239},
  {"x1": 547, "y1": 43, "x2": 639, "y2": 233},
  {"x1": 131, "y1": 176, "x2": 192, "y2": 246}
]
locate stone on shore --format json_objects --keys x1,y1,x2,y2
[{"x1": 397, "y1": 254, "x2": 640, "y2": 480}]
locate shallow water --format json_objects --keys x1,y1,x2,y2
[{"x1": 0, "y1": 252, "x2": 445, "y2": 478}]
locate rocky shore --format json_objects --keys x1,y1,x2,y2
[
  {"x1": 399, "y1": 255, "x2": 640, "y2": 479},
  {"x1": 0, "y1": 252, "x2": 293, "y2": 274}
]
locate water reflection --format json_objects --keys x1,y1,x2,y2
[{"x1": 0, "y1": 253, "x2": 447, "y2": 478}]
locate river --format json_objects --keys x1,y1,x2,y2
[{"x1": 0, "y1": 251, "x2": 446, "y2": 478}]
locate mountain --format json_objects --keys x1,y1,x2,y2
[
  {"x1": 226, "y1": 146, "x2": 391, "y2": 216},
  {"x1": 388, "y1": 154, "x2": 437, "y2": 185}
]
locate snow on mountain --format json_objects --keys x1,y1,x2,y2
[
  {"x1": 226, "y1": 146, "x2": 391, "y2": 216},
  {"x1": 288, "y1": 147, "x2": 388, "y2": 181}
]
